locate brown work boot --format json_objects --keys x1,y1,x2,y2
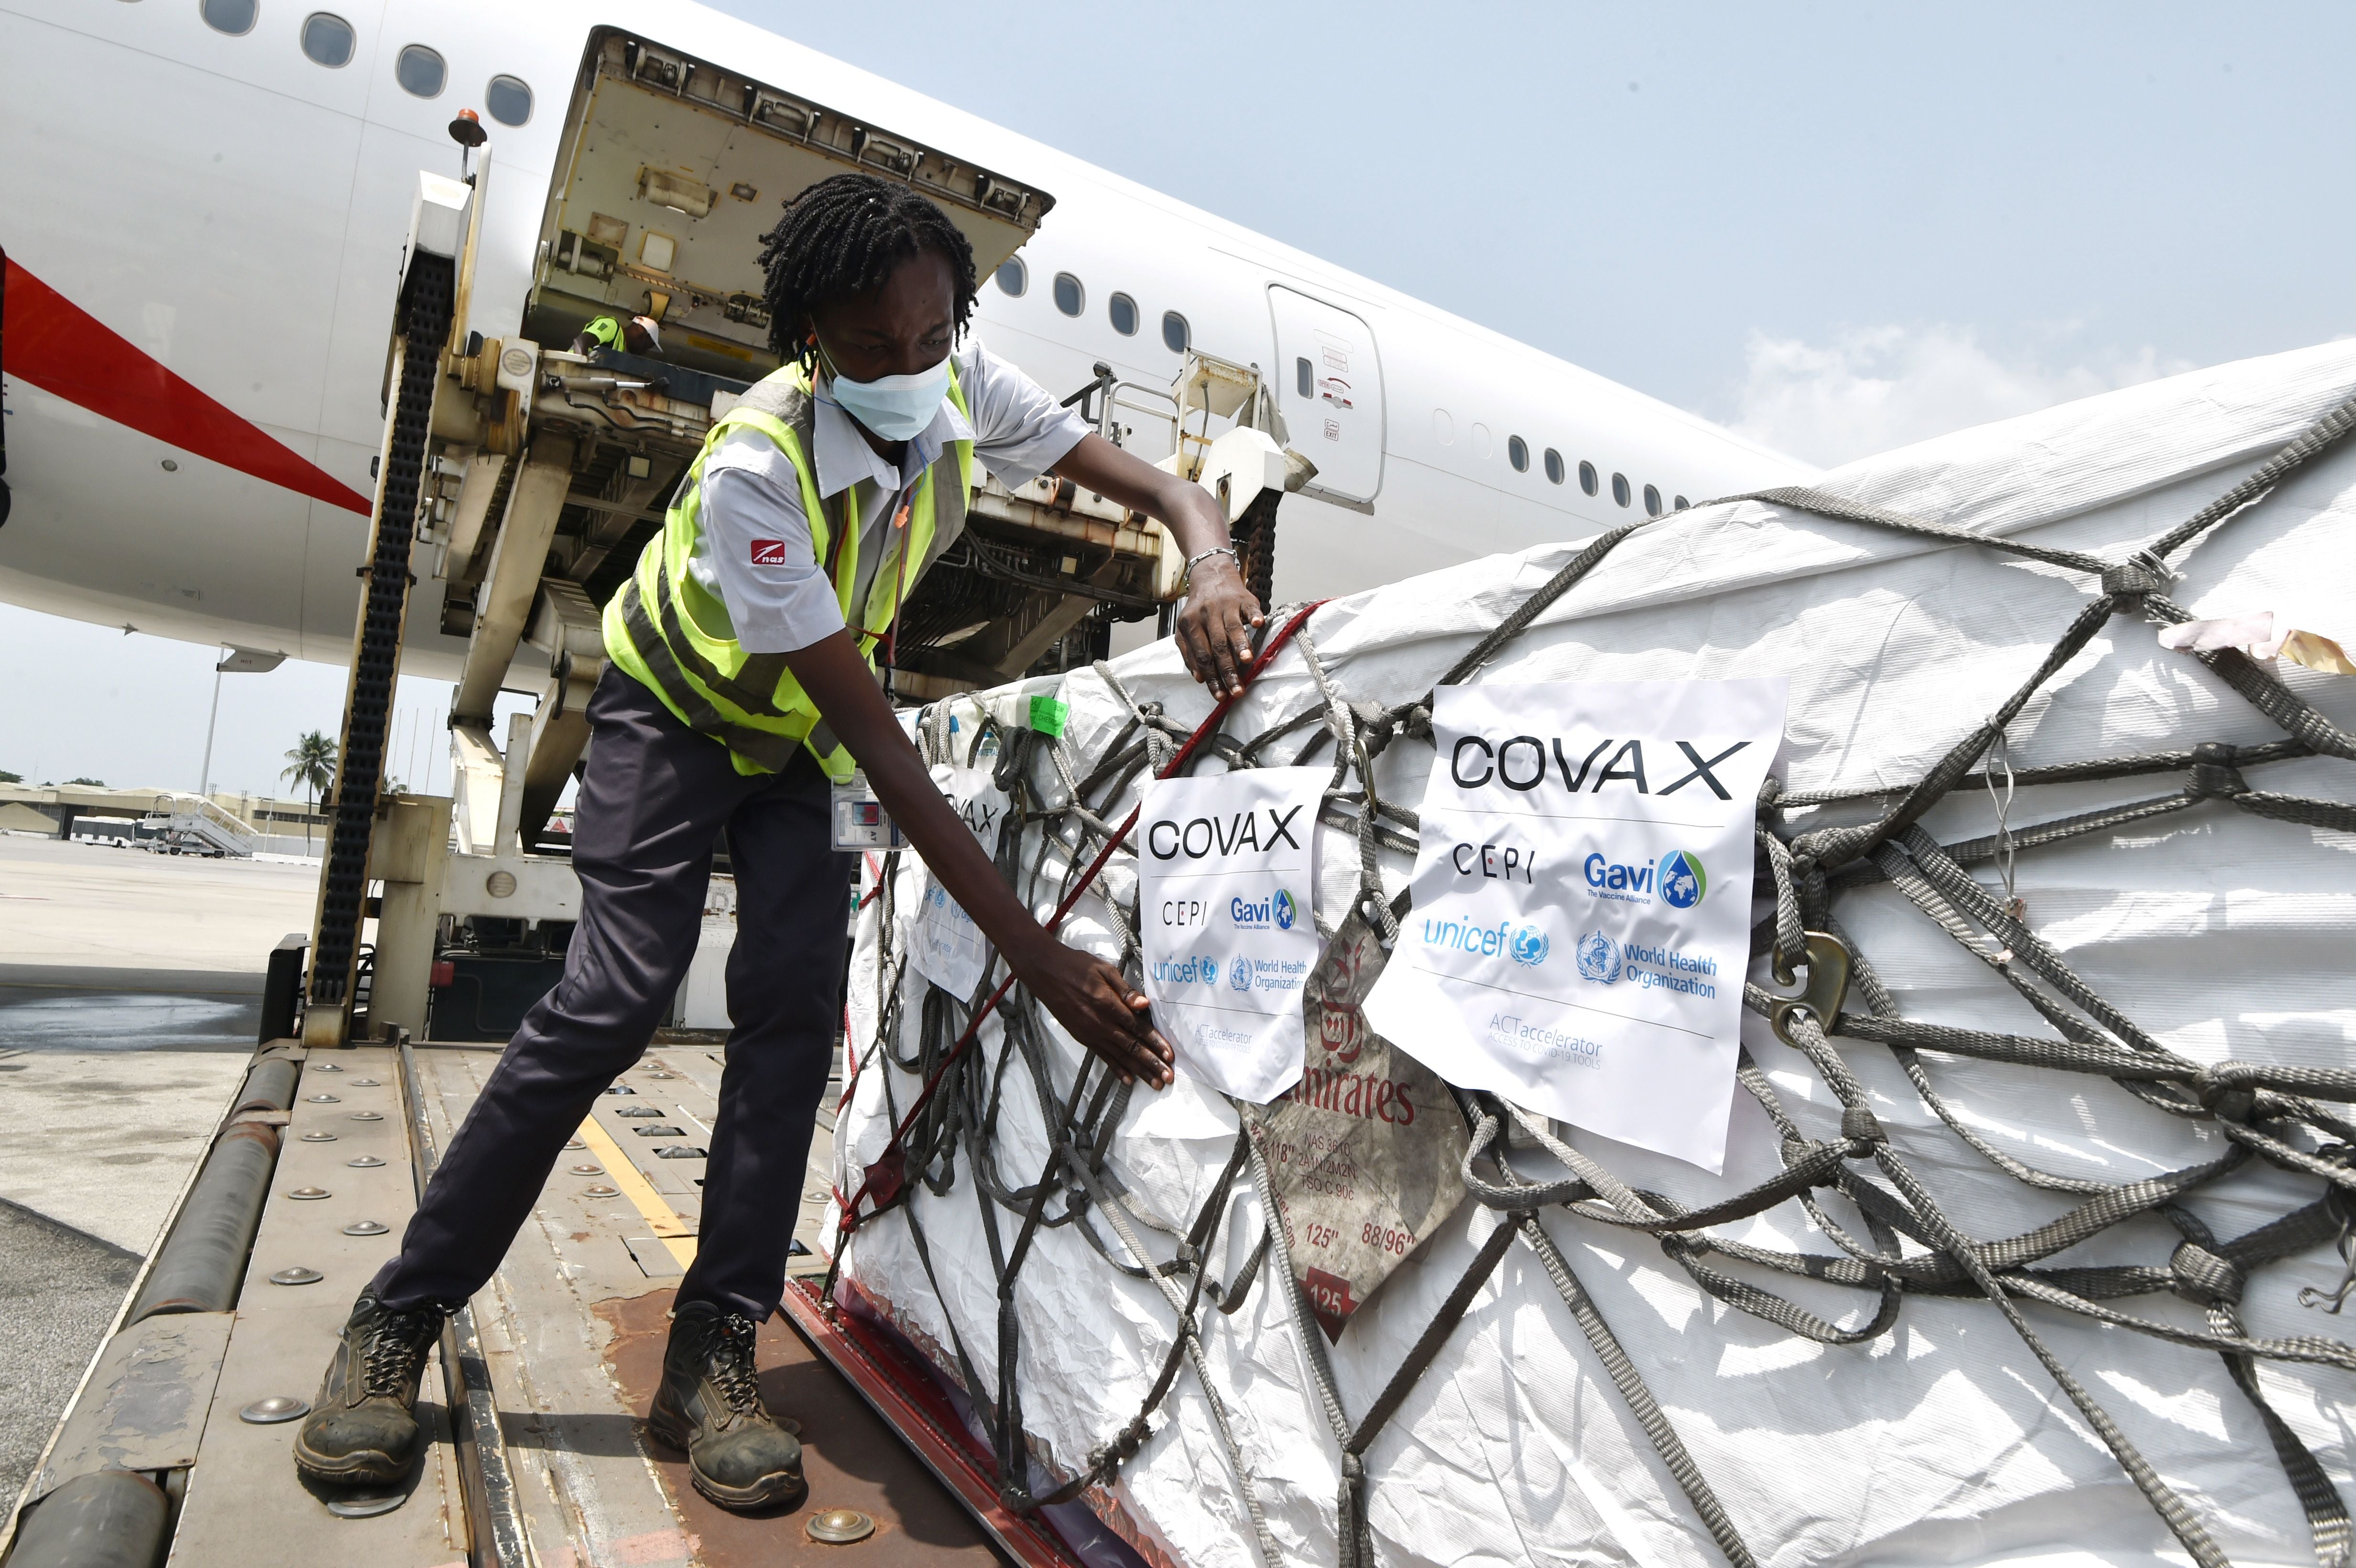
[
  {"x1": 292, "y1": 1292, "x2": 446, "y2": 1485},
  {"x1": 647, "y1": 1300, "x2": 805, "y2": 1510}
]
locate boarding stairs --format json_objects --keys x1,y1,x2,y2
[{"x1": 139, "y1": 793, "x2": 260, "y2": 858}]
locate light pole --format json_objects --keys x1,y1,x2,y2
[
  {"x1": 198, "y1": 653, "x2": 227, "y2": 797},
  {"x1": 198, "y1": 646, "x2": 289, "y2": 799}
]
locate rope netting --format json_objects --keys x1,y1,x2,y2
[{"x1": 825, "y1": 390, "x2": 2356, "y2": 1568}]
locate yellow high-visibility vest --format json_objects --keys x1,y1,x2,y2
[{"x1": 602, "y1": 362, "x2": 974, "y2": 779}]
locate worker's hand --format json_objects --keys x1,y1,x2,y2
[
  {"x1": 1010, "y1": 937, "x2": 1175, "y2": 1090},
  {"x1": 1041, "y1": 435, "x2": 1265, "y2": 697},
  {"x1": 1176, "y1": 554, "x2": 1265, "y2": 699}
]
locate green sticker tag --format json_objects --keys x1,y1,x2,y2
[{"x1": 1026, "y1": 695, "x2": 1068, "y2": 738}]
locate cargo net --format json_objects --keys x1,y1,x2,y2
[{"x1": 828, "y1": 394, "x2": 2356, "y2": 1568}]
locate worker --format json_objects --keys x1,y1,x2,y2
[
  {"x1": 292, "y1": 174, "x2": 1265, "y2": 1510},
  {"x1": 574, "y1": 310, "x2": 665, "y2": 357}
]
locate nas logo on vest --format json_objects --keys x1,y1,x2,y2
[{"x1": 749, "y1": 538, "x2": 788, "y2": 566}]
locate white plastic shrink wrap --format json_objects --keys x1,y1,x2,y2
[{"x1": 832, "y1": 340, "x2": 2356, "y2": 1568}]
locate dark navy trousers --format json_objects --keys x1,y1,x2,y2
[{"x1": 372, "y1": 665, "x2": 851, "y2": 1322}]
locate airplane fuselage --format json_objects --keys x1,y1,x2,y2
[{"x1": 0, "y1": 0, "x2": 1812, "y2": 679}]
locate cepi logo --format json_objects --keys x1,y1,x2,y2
[
  {"x1": 1229, "y1": 956, "x2": 1253, "y2": 993},
  {"x1": 1576, "y1": 931, "x2": 1621, "y2": 983},
  {"x1": 1658, "y1": 850, "x2": 1707, "y2": 910},
  {"x1": 1509, "y1": 924, "x2": 1551, "y2": 968}
]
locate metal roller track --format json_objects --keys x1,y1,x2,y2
[{"x1": 398, "y1": 1041, "x2": 531, "y2": 1568}]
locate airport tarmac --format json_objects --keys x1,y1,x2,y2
[{"x1": 0, "y1": 834, "x2": 314, "y2": 1508}]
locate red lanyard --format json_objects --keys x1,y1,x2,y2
[{"x1": 837, "y1": 479, "x2": 916, "y2": 669}]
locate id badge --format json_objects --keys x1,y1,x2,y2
[{"x1": 830, "y1": 770, "x2": 906, "y2": 852}]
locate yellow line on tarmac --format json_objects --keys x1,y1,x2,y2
[{"x1": 575, "y1": 1115, "x2": 698, "y2": 1268}]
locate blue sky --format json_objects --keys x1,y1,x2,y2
[{"x1": 3, "y1": 1, "x2": 2347, "y2": 797}]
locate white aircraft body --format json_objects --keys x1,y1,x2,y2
[{"x1": 0, "y1": 0, "x2": 1813, "y2": 679}]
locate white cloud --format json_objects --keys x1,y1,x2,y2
[{"x1": 1726, "y1": 324, "x2": 2189, "y2": 468}]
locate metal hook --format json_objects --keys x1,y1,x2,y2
[
  {"x1": 2298, "y1": 1185, "x2": 2356, "y2": 1313},
  {"x1": 1768, "y1": 931, "x2": 1852, "y2": 1049}
]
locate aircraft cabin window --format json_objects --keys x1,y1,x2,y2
[
  {"x1": 1612, "y1": 472, "x2": 1632, "y2": 508},
  {"x1": 1507, "y1": 436, "x2": 1529, "y2": 473},
  {"x1": 1543, "y1": 447, "x2": 1564, "y2": 485},
  {"x1": 485, "y1": 74, "x2": 533, "y2": 126},
  {"x1": 200, "y1": 0, "x2": 257, "y2": 35},
  {"x1": 395, "y1": 44, "x2": 446, "y2": 98},
  {"x1": 1163, "y1": 311, "x2": 1189, "y2": 354},
  {"x1": 1674, "y1": 494, "x2": 1690, "y2": 511},
  {"x1": 1296, "y1": 358, "x2": 1312, "y2": 398},
  {"x1": 1052, "y1": 272, "x2": 1083, "y2": 316},
  {"x1": 1108, "y1": 292, "x2": 1138, "y2": 336},
  {"x1": 995, "y1": 257, "x2": 1026, "y2": 297},
  {"x1": 1578, "y1": 460, "x2": 1599, "y2": 497},
  {"x1": 1643, "y1": 484, "x2": 1663, "y2": 517},
  {"x1": 299, "y1": 11, "x2": 352, "y2": 65}
]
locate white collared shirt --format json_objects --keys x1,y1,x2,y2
[{"x1": 686, "y1": 337, "x2": 1090, "y2": 654}]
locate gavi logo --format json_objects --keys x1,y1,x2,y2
[
  {"x1": 1658, "y1": 850, "x2": 1707, "y2": 909},
  {"x1": 1582, "y1": 848, "x2": 1706, "y2": 910},
  {"x1": 1229, "y1": 887, "x2": 1301, "y2": 931}
]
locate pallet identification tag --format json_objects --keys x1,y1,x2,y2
[
  {"x1": 1362, "y1": 678, "x2": 1787, "y2": 1172},
  {"x1": 909, "y1": 763, "x2": 1009, "y2": 1001},
  {"x1": 1138, "y1": 766, "x2": 1326, "y2": 1103}
]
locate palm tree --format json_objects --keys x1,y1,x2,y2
[{"x1": 282, "y1": 731, "x2": 338, "y2": 851}]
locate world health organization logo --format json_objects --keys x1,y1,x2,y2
[
  {"x1": 1658, "y1": 850, "x2": 1708, "y2": 910},
  {"x1": 1272, "y1": 888, "x2": 1297, "y2": 931},
  {"x1": 1575, "y1": 930, "x2": 1621, "y2": 983},
  {"x1": 1509, "y1": 924, "x2": 1550, "y2": 968},
  {"x1": 1229, "y1": 956, "x2": 1253, "y2": 992}
]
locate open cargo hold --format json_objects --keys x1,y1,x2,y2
[
  {"x1": 824, "y1": 338, "x2": 2356, "y2": 1568},
  {"x1": 446, "y1": 28, "x2": 1172, "y2": 725}
]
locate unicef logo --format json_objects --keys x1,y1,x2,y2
[
  {"x1": 1658, "y1": 851, "x2": 1708, "y2": 910},
  {"x1": 1272, "y1": 888, "x2": 1297, "y2": 932},
  {"x1": 1509, "y1": 925, "x2": 1551, "y2": 968},
  {"x1": 1229, "y1": 956, "x2": 1253, "y2": 993},
  {"x1": 1198, "y1": 950, "x2": 1219, "y2": 987},
  {"x1": 1575, "y1": 931, "x2": 1621, "y2": 983}
]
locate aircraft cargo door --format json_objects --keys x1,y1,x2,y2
[{"x1": 1269, "y1": 286, "x2": 1384, "y2": 506}]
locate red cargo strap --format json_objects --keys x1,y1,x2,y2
[{"x1": 836, "y1": 600, "x2": 1326, "y2": 1243}]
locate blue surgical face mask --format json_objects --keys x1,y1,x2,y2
[{"x1": 818, "y1": 346, "x2": 950, "y2": 443}]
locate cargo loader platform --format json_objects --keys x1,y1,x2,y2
[{"x1": 3, "y1": 1033, "x2": 1046, "y2": 1568}]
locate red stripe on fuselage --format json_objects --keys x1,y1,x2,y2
[{"x1": 1, "y1": 255, "x2": 372, "y2": 515}]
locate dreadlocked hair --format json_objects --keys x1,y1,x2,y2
[{"x1": 757, "y1": 173, "x2": 979, "y2": 370}]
